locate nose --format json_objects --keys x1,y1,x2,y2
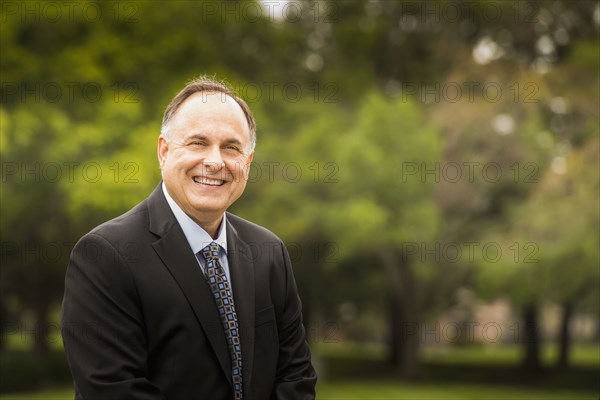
[{"x1": 202, "y1": 145, "x2": 225, "y2": 172}]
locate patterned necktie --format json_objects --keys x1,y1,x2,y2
[{"x1": 198, "y1": 242, "x2": 243, "y2": 400}]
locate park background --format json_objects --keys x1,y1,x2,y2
[{"x1": 0, "y1": 0, "x2": 599, "y2": 398}]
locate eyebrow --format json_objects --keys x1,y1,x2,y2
[
  {"x1": 185, "y1": 134, "x2": 208, "y2": 142},
  {"x1": 185, "y1": 134, "x2": 243, "y2": 147},
  {"x1": 223, "y1": 138, "x2": 243, "y2": 146}
]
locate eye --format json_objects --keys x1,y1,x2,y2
[
  {"x1": 225, "y1": 145, "x2": 241, "y2": 152},
  {"x1": 189, "y1": 141, "x2": 207, "y2": 147}
]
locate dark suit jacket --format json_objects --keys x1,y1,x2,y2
[{"x1": 61, "y1": 184, "x2": 317, "y2": 400}]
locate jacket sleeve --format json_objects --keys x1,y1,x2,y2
[
  {"x1": 271, "y1": 241, "x2": 318, "y2": 400},
  {"x1": 61, "y1": 232, "x2": 166, "y2": 400}
]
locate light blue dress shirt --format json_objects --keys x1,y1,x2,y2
[{"x1": 161, "y1": 182, "x2": 232, "y2": 285}]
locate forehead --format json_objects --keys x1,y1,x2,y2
[{"x1": 169, "y1": 92, "x2": 250, "y2": 141}]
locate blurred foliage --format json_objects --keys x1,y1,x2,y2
[
  {"x1": 0, "y1": 350, "x2": 70, "y2": 393},
  {"x1": 1, "y1": 0, "x2": 599, "y2": 385}
]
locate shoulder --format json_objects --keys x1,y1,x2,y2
[
  {"x1": 67, "y1": 199, "x2": 153, "y2": 283},
  {"x1": 81, "y1": 199, "x2": 151, "y2": 249}
]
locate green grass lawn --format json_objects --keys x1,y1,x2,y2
[
  {"x1": 0, "y1": 388, "x2": 72, "y2": 400},
  {"x1": 318, "y1": 381, "x2": 599, "y2": 400},
  {"x1": 0, "y1": 382, "x2": 597, "y2": 400},
  {"x1": 1, "y1": 343, "x2": 598, "y2": 399}
]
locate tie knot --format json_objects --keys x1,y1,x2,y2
[{"x1": 201, "y1": 242, "x2": 221, "y2": 260}]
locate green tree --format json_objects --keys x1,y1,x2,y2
[{"x1": 269, "y1": 92, "x2": 443, "y2": 376}]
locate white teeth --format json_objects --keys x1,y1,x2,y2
[{"x1": 193, "y1": 176, "x2": 224, "y2": 186}]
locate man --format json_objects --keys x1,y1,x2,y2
[{"x1": 61, "y1": 77, "x2": 317, "y2": 400}]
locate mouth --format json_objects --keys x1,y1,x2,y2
[{"x1": 193, "y1": 176, "x2": 226, "y2": 187}]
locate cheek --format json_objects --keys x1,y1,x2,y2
[
  {"x1": 230, "y1": 158, "x2": 251, "y2": 176},
  {"x1": 168, "y1": 154, "x2": 197, "y2": 172}
]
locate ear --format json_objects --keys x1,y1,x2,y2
[
  {"x1": 247, "y1": 150, "x2": 254, "y2": 164},
  {"x1": 158, "y1": 135, "x2": 169, "y2": 169}
]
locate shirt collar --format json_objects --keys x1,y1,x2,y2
[{"x1": 162, "y1": 182, "x2": 228, "y2": 255}]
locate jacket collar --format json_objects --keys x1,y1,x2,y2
[{"x1": 147, "y1": 182, "x2": 256, "y2": 392}]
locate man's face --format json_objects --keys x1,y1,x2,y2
[{"x1": 158, "y1": 92, "x2": 254, "y2": 225}]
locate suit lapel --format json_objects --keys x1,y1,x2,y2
[
  {"x1": 226, "y1": 215, "x2": 255, "y2": 395},
  {"x1": 147, "y1": 184, "x2": 232, "y2": 386}
]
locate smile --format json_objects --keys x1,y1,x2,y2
[{"x1": 193, "y1": 176, "x2": 225, "y2": 186}]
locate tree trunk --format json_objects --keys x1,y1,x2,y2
[
  {"x1": 556, "y1": 301, "x2": 573, "y2": 370},
  {"x1": 388, "y1": 289, "x2": 402, "y2": 366},
  {"x1": 521, "y1": 304, "x2": 542, "y2": 373},
  {"x1": 0, "y1": 300, "x2": 6, "y2": 351},
  {"x1": 32, "y1": 293, "x2": 49, "y2": 355},
  {"x1": 381, "y1": 248, "x2": 421, "y2": 379}
]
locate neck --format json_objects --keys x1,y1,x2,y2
[{"x1": 192, "y1": 213, "x2": 223, "y2": 239}]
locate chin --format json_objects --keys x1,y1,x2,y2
[{"x1": 189, "y1": 200, "x2": 228, "y2": 215}]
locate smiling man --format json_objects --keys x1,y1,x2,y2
[{"x1": 61, "y1": 77, "x2": 317, "y2": 400}]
